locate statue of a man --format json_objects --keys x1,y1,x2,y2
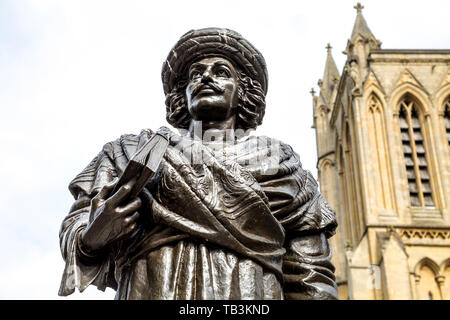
[{"x1": 58, "y1": 28, "x2": 338, "y2": 300}]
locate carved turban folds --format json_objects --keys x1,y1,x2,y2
[{"x1": 162, "y1": 28, "x2": 268, "y2": 131}]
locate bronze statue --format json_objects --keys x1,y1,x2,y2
[{"x1": 58, "y1": 28, "x2": 338, "y2": 300}]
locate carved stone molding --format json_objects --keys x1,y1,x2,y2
[{"x1": 397, "y1": 228, "x2": 450, "y2": 245}]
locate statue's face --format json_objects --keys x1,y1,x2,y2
[{"x1": 186, "y1": 57, "x2": 239, "y2": 122}]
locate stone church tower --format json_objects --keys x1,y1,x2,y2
[{"x1": 312, "y1": 3, "x2": 450, "y2": 299}]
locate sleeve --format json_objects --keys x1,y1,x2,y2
[
  {"x1": 58, "y1": 195, "x2": 117, "y2": 296},
  {"x1": 282, "y1": 232, "x2": 338, "y2": 300},
  {"x1": 257, "y1": 143, "x2": 339, "y2": 299},
  {"x1": 259, "y1": 145, "x2": 337, "y2": 237},
  {"x1": 58, "y1": 148, "x2": 119, "y2": 296}
]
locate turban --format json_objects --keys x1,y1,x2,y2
[{"x1": 161, "y1": 27, "x2": 268, "y2": 96}]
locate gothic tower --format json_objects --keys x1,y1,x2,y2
[{"x1": 312, "y1": 3, "x2": 450, "y2": 299}]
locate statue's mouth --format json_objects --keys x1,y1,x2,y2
[
  {"x1": 197, "y1": 87, "x2": 215, "y2": 95},
  {"x1": 192, "y1": 83, "x2": 225, "y2": 98}
]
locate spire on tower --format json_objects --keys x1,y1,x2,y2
[
  {"x1": 350, "y1": 2, "x2": 378, "y2": 44},
  {"x1": 319, "y1": 44, "x2": 340, "y2": 106},
  {"x1": 344, "y1": 2, "x2": 381, "y2": 56}
]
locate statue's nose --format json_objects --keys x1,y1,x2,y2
[{"x1": 201, "y1": 70, "x2": 213, "y2": 83}]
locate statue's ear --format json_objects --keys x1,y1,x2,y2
[
  {"x1": 177, "y1": 79, "x2": 187, "y2": 88},
  {"x1": 237, "y1": 83, "x2": 245, "y2": 97}
]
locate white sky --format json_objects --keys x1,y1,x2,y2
[{"x1": 0, "y1": 0, "x2": 449, "y2": 299}]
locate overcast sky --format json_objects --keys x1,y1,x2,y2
[{"x1": 0, "y1": 0, "x2": 449, "y2": 299}]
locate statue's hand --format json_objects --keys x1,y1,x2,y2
[{"x1": 80, "y1": 179, "x2": 142, "y2": 253}]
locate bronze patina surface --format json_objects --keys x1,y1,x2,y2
[{"x1": 58, "y1": 28, "x2": 338, "y2": 300}]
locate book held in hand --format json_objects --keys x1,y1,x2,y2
[{"x1": 112, "y1": 132, "x2": 169, "y2": 202}]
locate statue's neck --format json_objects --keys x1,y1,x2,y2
[{"x1": 188, "y1": 117, "x2": 236, "y2": 146}]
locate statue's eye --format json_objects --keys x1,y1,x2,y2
[
  {"x1": 189, "y1": 70, "x2": 201, "y2": 79},
  {"x1": 215, "y1": 68, "x2": 230, "y2": 77}
]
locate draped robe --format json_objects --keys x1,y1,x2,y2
[{"x1": 58, "y1": 128, "x2": 338, "y2": 299}]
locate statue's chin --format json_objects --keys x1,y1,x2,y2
[{"x1": 188, "y1": 103, "x2": 233, "y2": 123}]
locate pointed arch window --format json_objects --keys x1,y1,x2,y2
[
  {"x1": 399, "y1": 96, "x2": 434, "y2": 207},
  {"x1": 444, "y1": 97, "x2": 450, "y2": 146},
  {"x1": 368, "y1": 95, "x2": 394, "y2": 209},
  {"x1": 337, "y1": 144, "x2": 352, "y2": 244},
  {"x1": 343, "y1": 123, "x2": 362, "y2": 242},
  {"x1": 415, "y1": 259, "x2": 443, "y2": 300}
]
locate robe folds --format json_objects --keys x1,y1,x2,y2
[{"x1": 59, "y1": 127, "x2": 338, "y2": 299}]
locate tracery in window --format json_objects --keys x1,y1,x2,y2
[{"x1": 399, "y1": 97, "x2": 434, "y2": 207}]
